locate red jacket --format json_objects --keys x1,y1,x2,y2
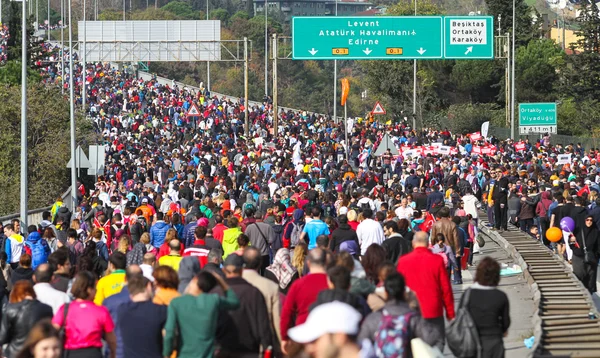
[
  {"x1": 397, "y1": 247, "x2": 455, "y2": 320},
  {"x1": 280, "y1": 273, "x2": 328, "y2": 340}
]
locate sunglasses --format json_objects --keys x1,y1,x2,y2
[{"x1": 586, "y1": 219, "x2": 594, "y2": 222}]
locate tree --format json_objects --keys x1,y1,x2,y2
[
  {"x1": 161, "y1": 1, "x2": 200, "y2": 19},
  {"x1": 360, "y1": 0, "x2": 444, "y2": 119},
  {"x1": 563, "y1": 2, "x2": 600, "y2": 101},
  {"x1": 209, "y1": 8, "x2": 230, "y2": 22},
  {"x1": 98, "y1": 9, "x2": 123, "y2": 20},
  {"x1": 0, "y1": 84, "x2": 95, "y2": 216},
  {"x1": 485, "y1": 0, "x2": 540, "y2": 45},
  {"x1": 130, "y1": 8, "x2": 178, "y2": 20},
  {"x1": 450, "y1": 60, "x2": 501, "y2": 103},
  {"x1": 514, "y1": 38, "x2": 563, "y2": 102}
]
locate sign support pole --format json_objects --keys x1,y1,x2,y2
[
  {"x1": 510, "y1": 0, "x2": 516, "y2": 140},
  {"x1": 244, "y1": 37, "x2": 249, "y2": 137},
  {"x1": 272, "y1": 33, "x2": 278, "y2": 136},
  {"x1": 21, "y1": 0, "x2": 28, "y2": 228},
  {"x1": 412, "y1": 0, "x2": 417, "y2": 131}
]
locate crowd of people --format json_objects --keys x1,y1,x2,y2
[{"x1": 1, "y1": 26, "x2": 599, "y2": 358}]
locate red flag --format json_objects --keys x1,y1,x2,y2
[{"x1": 419, "y1": 213, "x2": 436, "y2": 233}]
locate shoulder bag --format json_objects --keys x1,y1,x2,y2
[
  {"x1": 446, "y1": 289, "x2": 481, "y2": 358},
  {"x1": 581, "y1": 230, "x2": 597, "y2": 265}
]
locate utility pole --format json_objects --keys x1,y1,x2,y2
[
  {"x1": 68, "y1": 0, "x2": 78, "y2": 209},
  {"x1": 244, "y1": 37, "x2": 249, "y2": 137},
  {"x1": 20, "y1": 0, "x2": 29, "y2": 228},
  {"x1": 272, "y1": 33, "x2": 278, "y2": 136}
]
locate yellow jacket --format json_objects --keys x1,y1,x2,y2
[{"x1": 94, "y1": 270, "x2": 125, "y2": 305}]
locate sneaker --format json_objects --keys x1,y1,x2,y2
[{"x1": 452, "y1": 280, "x2": 463, "y2": 285}]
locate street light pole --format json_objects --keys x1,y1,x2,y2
[
  {"x1": 68, "y1": 0, "x2": 77, "y2": 209},
  {"x1": 20, "y1": 0, "x2": 29, "y2": 228},
  {"x1": 47, "y1": 0, "x2": 50, "y2": 42},
  {"x1": 510, "y1": 0, "x2": 516, "y2": 140},
  {"x1": 61, "y1": 0, "x2": 64, "y2": 93}
]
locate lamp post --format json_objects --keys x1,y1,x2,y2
[
  {"x1": 68, "y1": 0, "x2": 77, "y2": 209},
  {"x1": 333, "y1": 0, "x2": 337, "y2": 123},
  {"x1": 264, "y1": 0, "x2": 268, "y2": 97}
]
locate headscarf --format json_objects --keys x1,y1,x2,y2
[
  {"x1": 126, "y1": 242, "x2": 147, "y2": 267},
  {"x1": 266, "y1": 248, "x2": 297, "y2": 290}
]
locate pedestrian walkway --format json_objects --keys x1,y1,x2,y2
[{"x1": 445, "y1": 226, "x2": 535, "y2": 357}]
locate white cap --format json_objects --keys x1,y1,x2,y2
[
  {"x1": 339, "y1": 206, "x2": 349, "y2": 215},
  {"x1": 288, "y1": 302, "x2": 362, "y2": 343}
]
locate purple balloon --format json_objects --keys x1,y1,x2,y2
[{"x1": 560, "y1": 217, "x2": 575, "y2": 232}]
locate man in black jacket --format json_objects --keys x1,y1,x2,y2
[
  {"x1": 492, "y1": 168, "x2": 509, "y2": 231},
  {"x1": 329, "y1": 215, "x2": 359, "y2": 253},
  {"x1": 311, "y1": 266, "x2": 370, "y2": 317},
  {"x1": 213, "y1": 254, "x2": 272, "y2": 357},
  {"x1": 381, "y1": 221, "x2": 412, "y2": 263}
]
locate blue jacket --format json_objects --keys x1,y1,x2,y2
[
  {"x1": 103, "y1": 287, "x2": 131, "y2": 358},
  {"x1": 95, "y1": 240, "x2": 109, "y2": 262},
  {"x1": 24, "y1": 232, "x2": 50, "y2": 270},
  {"x1": 150, "y1": 221, "x2": 170, "y2": 248},
  {"x1": 182, "y1": 222, "x2": 198, "y2": 248}
]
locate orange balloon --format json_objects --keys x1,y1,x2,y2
[{"x1": 546, "y1": 227, "x2": 563, "y2": 243}]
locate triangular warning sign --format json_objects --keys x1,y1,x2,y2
[
  {"x1": 372, "y1": 101, "x2": 386, "y2": 115},
  {"x1": 186, "y1": 102, "x2": 201, "y2": 117}
]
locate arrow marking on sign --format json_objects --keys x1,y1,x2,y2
[
  {"x1": 417, "y1": 48, "x2": 426, "y2": 55},
  {"x1": 308, "y1": 48, "x2": 318, "y2": 56},
  {"x1": 363, "y1": 48, "x2": 372, "y2": 55},
  {"x1": 465, "y1": 46, "x2": 473, "y2": 55}
]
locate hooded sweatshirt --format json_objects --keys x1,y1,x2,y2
[
  {"x1": 23, "y1": 232, "x2": 50, "y2": 270},
  {"x1": 536, "y1": 191, "x2": 553, "y2": 218},
  {"x1": 222, "y1": 227, "x2": 243, "y2": 258}
]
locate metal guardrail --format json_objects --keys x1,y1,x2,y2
[
  {"x1": 136, "y1": 70, "x2": 337, "y2": 120},
  {"x1": 479, "y1": 221, "x2": 600, "y2": 357},
  {"x1": 0, "y1": 187, "x2": 72, "y2": 226}
]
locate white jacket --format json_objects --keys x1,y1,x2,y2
[{"x1": 357, "y1": 219, "x2": 385, "y2": 256}]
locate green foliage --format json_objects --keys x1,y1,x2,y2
[
  {"x1": 98, "y1": 9, "x2": 123, "y2": 20},
  {"x1": 209, "y1": 8, "x2": 230, "y2": 22},
  {"x1": 485, "y1": 0, "x2": 540, "y2": 45},
  {"x1": 450, "y1": 61, "x2": 502, "y2": 103},
  {"x1": 515, "y1": 38, "x2": 564, "y2": 102},
  {"x1": 556, "y1": 98, "x2": 600, "y2": 136},
  {"x1": 563, "y1": 2, "x2": 600, "y2": 101},
  {"x1": 162, "y1": 1, "x2": 201, "y2": 19},
  {"x1": 0, "y1": 60, "x2": 42, "y2": 85},
  {"x1": 0, "y1": 84, "x2": 95, "y2": 216},
  {"x1": 130, "y1": 8, "x2": 178, "y2": 20},
  {"x1": 445, "y1": 103, "x2": 505, "y2": 133}
]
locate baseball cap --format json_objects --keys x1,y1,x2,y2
[
  {"x1": 338, "y1": 206, "x2": 349, "y2": 215},
  {"x1": 288, "y1": 302, "x2": 362, "y2": 343},
  {"x1": 141, "y1": 198, "x2": 149, "y2": 204}
]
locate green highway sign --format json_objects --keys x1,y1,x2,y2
[
  {"x1": 519, "y1": 103, "x2": 558, "y2": 134},
  {"x1": 292, "y1": 16, "x2": 494, "y2": 60},
  {"x1": 292, "y1": 16, "x2": 444, "y2": 60},
  {"x1": 444, "y1": 16, "x2": 494, "y2": 59}
]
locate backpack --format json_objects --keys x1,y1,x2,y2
[
  {"x1": 290, "y1": 223, "x2": 304, "y2": 248},
  {"x1": 360, "y1": 201, "x2": 370, "y2": 212},
  {"x1": 374, "y1": 310, "x2": 414, "y2": 358}
]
